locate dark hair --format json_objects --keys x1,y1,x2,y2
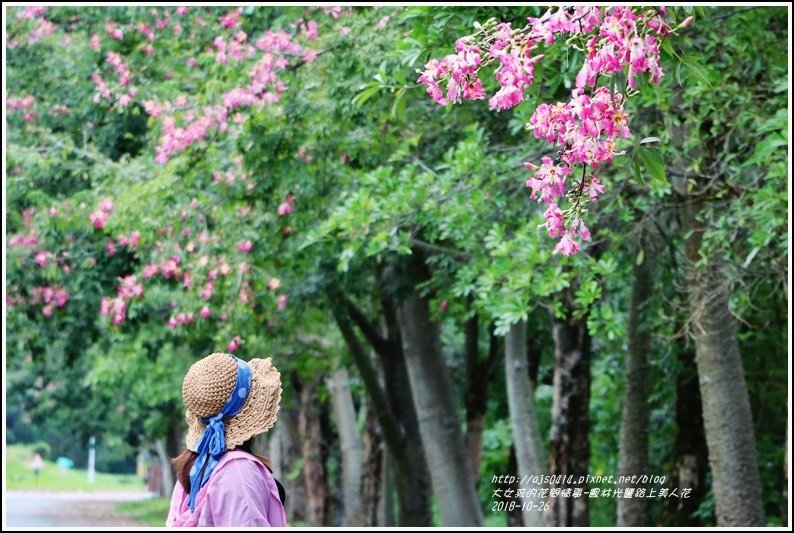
[{"x1": 171, "y1": 437, "x2": 270, "y2": 493}]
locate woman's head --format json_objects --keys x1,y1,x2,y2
[{"x1": 182, "y1": 352, "x2": 282, "y2": 451}]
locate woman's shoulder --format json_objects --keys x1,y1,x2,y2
[{"x1": 212, "y1": 450, "x2": 271, "y2": 482}]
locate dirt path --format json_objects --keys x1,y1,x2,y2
[{"x1": 5, "y1": 490, "x2": 154, "y2": 527}]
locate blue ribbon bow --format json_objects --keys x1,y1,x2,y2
[{"x1": 187, "y1": 355, "x2": 252, "y2": 511}]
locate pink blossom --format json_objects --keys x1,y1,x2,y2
[
  {"x1": 142, "y1": 263, "x2": 159, "y2": 279},
  {"x1": 176, "y1": 6, "x2": 189, "y2": 16},
  {"x1": 587, "y1": 177, "x2": 605, "y2": 201},
  {"x1": 117, "y1": 275, "x2": 144, "y2": 300},
  {"x1": 90, "y1": 209, "x2": 109, "y2": 230},
  {"x1": 90, "y1": 33, "x2": 101, "y2": 50},
  {"x1": 101, "y1": 296, "x2": 127, "y2": 324},
  {"x1": 199, "y1": 306, "x2": 212, "y2": 318},
  {"x1": 42, "y1": 304, "x2": 54, "y2": 317},
  {"x1": 18, "y1": 6, "x2": 46, "y2": 19},
  {"x1": 161, "y1": 258, "x2": 181, "y2": 279},
  {"x1": 200, "y1": 281, "x2": 214, "y2": 300},
  {"x1": 219, "y1": 8, "x2": 242, "y2": 29},
  {"x1": 277, "y1": 201, "x2": 293, "y2": 216},
  {"x1": 267, "y1": 277, "x2": 281, "y2": 292},
  {"x1": 237, "y1": 240, "x2": 253, "y2": 253},
  {"x1": 28, "y1": 17, "x2": 58, "y2": 44},
  {"x1": 34, "y1": 251, "x2": 50, "y2": 267},
  {"x1": 277, "y1": 294, "x2": 288, "y2": 311},
  {"x1": 53, "y1": 288, "x2": 69, "y2": 308},
  {"x1": 227, "y1": 336, "x2": 241, "y2": 352},
  {"x1": 543, "y1": 203, "x2": 565, "y2": 239},
  {"x1": 99, "y1": 198, "x2": 114, "y2": 212},
  {"x1": 105, "y1": 22, "x2": 123, "y2": 41},
  {"x1": 553, "y1": 232, "x2": 581, "y2": 256},
  {"x1": 376, "y1": 15, "x2": 391, "y2": 29},
  {"x1": 301, "y1": 20, "x2": 319, "y2": 40},
  {"x1": 439, "y1": 300, "x2": 449, "y2": 312},
  {"x1": 106, "y1": 240, "x2": 117, "y2": 256}
]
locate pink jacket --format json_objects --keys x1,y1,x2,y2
[{"x1": 166, "y1": 450, "x2": 287, "y2": 527}]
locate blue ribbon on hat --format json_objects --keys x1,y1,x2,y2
[{"x1": 187, "y1": 355, "x2": 251, "y2": 512}]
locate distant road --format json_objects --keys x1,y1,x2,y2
[{"x1": 4, "y1": 490, "x2": 155, "y2": 527}]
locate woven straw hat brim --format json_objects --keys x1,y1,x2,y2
[{"x1": 185, "y1": 357, "x2": 282, "y2": 452}]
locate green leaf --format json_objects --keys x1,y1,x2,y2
[
  {"x1": 636, "y1": 249, "x2": 645, "y2": 266},
  {"x1": 353, "y1": 84, "x2": 382, "y2": 107},
  {"x1": 681, "y1": 58, "x2": 712, "y2": 87},
  {"x1": 638, "y1": 147, "x2": 666, "y2": 187}
]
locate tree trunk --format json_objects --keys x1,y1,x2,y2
[
  {"x1": 464, "y1": 314, "x2": 485, "y2": 482},
  {"x1": 153, "y1": 438, "x2": 174, "y2": 499},
  {"x1": 506, "y1": 445, "x2": 524, "y2": 527},
  {"x1": 685, "y1": 198, "x2": 765, "y2": 526},
  {"x1": 505, "y1": 319, "x2": 547, "y2": 527},
  {"x1": 661, "y1": 345, "x2": 708, "y2": 525},
  {"x1": 397, "y1": 291, "x2": 484, "y2": 526},
  {"x1": 381, "y1": 448, "x2": 396, "y2": 526},
  {"x1": 548, "y1": 312, "x2": 590, "y2": 527},
  {"x1": 378, "y1": 291, "x2": 433, "y2": 526},
  {"x1": 281, "y1": 402, "x2": 306, "y2": 524},
  {"x1": 464, "y1": 314, "x2": 498, "y2": 485},
  {"x1": 617, "y1": 241, "x2": 655, "y2": 526},
  {"x1": 298, "y1": 380, "x2": 327, "y2": 526},
  {"x1": 269, "y1": 425, "x2": 282, "y2": 480},
  {"x1": 362, "y1": 402, "x2": 383, "y2": 526},
  {"x1": 327, "y1": 368, "x2": 366, "y2": 526},
  {"x1": 163, "y1": 423, "x2": 182, "y2": 499}
]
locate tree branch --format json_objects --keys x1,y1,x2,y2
[
  {"x1": 410, "y1": 238, "x2": 470, "y2": 260},
  {"x1": 345, "y1": 298, "x2": 394, "y2": 359}
]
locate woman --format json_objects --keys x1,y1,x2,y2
[{"x1": 167, "y1": 352, "x2": 287, "y2": 527}]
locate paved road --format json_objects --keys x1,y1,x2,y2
[{"x1": 5, "y1": 490, "x2": 156, "y2": 527}]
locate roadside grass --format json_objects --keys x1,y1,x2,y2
[
  {"x1": 6, "y1": 444, "x2": 147, "y2": 492},
  {"x1": 115, "y1": 498, "x2": 170, "y2": 526}
]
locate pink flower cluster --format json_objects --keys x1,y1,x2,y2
[
  {"x1": 214, "y1": 32, "x2": 254, "y2": 64},
  {"x1": 167, "y1": 311, "x2": 195, "y2": 329},
  {"x1": 89, "y1": 198, "x2": 114, "y2": 230},
  {"x1": 154, "y1": 105, "x2": 228, "y2": 163},
  {"x1": 17, "y1": 6, "x2": 46, "y2": 19},
  {"x1": 105, "y1": 22, "x2": 123, "y2": 41},
  {"x1": 227, "y1": 335, "x2": 242, "y2": 352},
  {"x1": 575, "y1": 7, "x2": 670, "y2": 91},
  {"x1": 219, "y1": 8, "x2": 242, "y2": 29},
  {"x1": 10, "y1": 231, "x2": 40, "y2": 248},
  {"x1": 417, "y1": 23, "x2": 544, "y2": 109},
  {"x1": 117, "y1": 231, "x2": 141, "y2": 249},
  {"x1": 417, "y1": 40, "x2": 484, "y2": 106},
  {"x1": 33, "y1": 286, "x2": 69, "y2": 317},
  {"x1": 27, "y1": 16, "x2": 57, "y2": 44},
  {"x1": 154, "y1": 24, "x2": 304, "y2": 163},
  {"x1": 117, "y1": 275, "x2": 144, "y2": 300},
  {"x1": 101, "y1": 296, "x2": 126, "y2": 325},
  {"x1": 236, "y1": 240, "x2": 253, "y2": 252},
  {"x1": 7, "y1": 94, "x2": 38, "y2": 122},
  {"x1": 101, "y1": 274, "x2": 144, "y2": 325},
  {"x1": 277, "y1": 194, "x2": 295, "y2": 216},
  {"x1": 423, "y1": 6, "x2": 682, "y2": 255},
  {"x1": 93, "y1": 53, "x2": 137, "y2": 107}
]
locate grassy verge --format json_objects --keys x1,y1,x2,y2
[
  {"x1": 115, "y1": 498, "x2": 171, "y2": 526},
  {"x1": 6, "y1": 444, "x2": 147, "y2": 492}
]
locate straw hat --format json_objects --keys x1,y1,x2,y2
[{"x1": 182, "y1": 353, "x2": 282, "y2": 451}]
